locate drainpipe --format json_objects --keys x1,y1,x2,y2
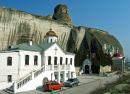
[{"x1": 18, "y1": 51, "x2": 21, "y2": 78}]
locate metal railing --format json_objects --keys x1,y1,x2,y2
[
  {"x1": 17, "y1": 74, "x2": 32, "y2": 89},
  {"x1": 13, "y1": 64, "x2": 71, "y2": 91},
  {"x1": 15, "y1": 66, "x2": 45, "y2": 89},
  {"x1": 34, "y1": 66, "x2": 45, "y2": 77},
  {"x1": 54, "y1": 65, "x2": 59, "y2": 71}
]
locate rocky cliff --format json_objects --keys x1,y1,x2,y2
[{"x1": 0, "y1": 4, "x2": 123, "y2": 66}]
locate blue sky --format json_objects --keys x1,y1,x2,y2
[{"x1": 0, "y1": 0, "x2": 130, "y2": 59}]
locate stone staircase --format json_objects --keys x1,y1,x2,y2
[
  {"x1": 3, "y1": 88, "x2": 14, "y2": 94},
  {"x1": 4, "y1": 64, "x2": 71, "y2": 93},
  {"x1": 7, "y1": 66, "x2": 46, "y2": 93}
]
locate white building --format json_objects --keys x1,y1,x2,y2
[{"x1": 0, "y1": 29, "x2": 76, "y2": 93}]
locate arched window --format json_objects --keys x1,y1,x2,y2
[
  {"x1": 8, "y1": 75, "x2": 12, "y2": 82},
  {"x1": 7, "y1": 57, "x2": 12, "y2": 66},
  {"x1": 48, "y1": 56, "x2": 51, "y2": 65},
  {"x1": 50, "y1": 39, "x2": 53, "y2": 43},
  {"x1": 25, "y1": 55, "x2": 29, "y2": 65},
  {"x1": 54, "y1": 57, "x2": 57, "y2": 65},
  {"x1": 70, "y1": 58, "x2": 72, "y2": 65},
  {"x1": 60, "y1": 57, "x2": 63, "y2": 65},
  {"x1": 65, "y1": 58, "x2": 68, "y2": 65},
  {"x1": 34, "y1": 55, "x2": 38, "y2": 65}
]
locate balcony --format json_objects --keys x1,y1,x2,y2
[{"x1": 45, "y1": 64, "x2": 71, "y2": 71}]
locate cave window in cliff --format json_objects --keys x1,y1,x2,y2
[
  {"x1": 91, "y1": 65, "x2": 100, "y2": 74},
  {"x1": 91, "y1": 39, "x2": 98, "y2": 53}
]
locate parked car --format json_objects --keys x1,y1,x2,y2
[
  {"x1": 64, "y1": 78, "x2": 79, "y2": 87},
  {"x1": 43, "y1": 80, "x2": 64, "y2": 91}
]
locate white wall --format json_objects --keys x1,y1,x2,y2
[
  {"x1": 0, "y1": 43, "x2": 76, "y2": 92},
  {"x1": 43, "y1": 43, "x2": 76, "y2": 78},
  {"x1": 45, "y1": 36, "x2": 57, "y2": 43},
  {"x1": 15, "y1": 70, "x2": 54, "y2": 93},
  {"x1": 0, "y1": 81, "x2": 13, "y2": 90},
  {"x1": 43, "y1": 43, "x2": 65, "y2": 66},
  {"x1": 0, "y1": 51, "x2": 19, "y2": 82},
  {"x1": 43, "y1": 43, "x2": 75, "y2": 66},
  {"x1": 18, "y1": 50, "x2": 41, "y2": 78},
  {"x1": 0, "y1": 50, "x2": 42, "y2": 84}
]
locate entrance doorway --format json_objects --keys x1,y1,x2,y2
[
  {"x1": 54, "y1": 73, "x2": 58, "y2": 80},
  {"x1": 42, "y1": 77, "x2": 48, "y2": 85},
  {"x1": 60, "y1": 73, "x2": 64, "y2": 82},
  {"x1": 85, "y1": 65, "x2": 90, "y2": 74}
]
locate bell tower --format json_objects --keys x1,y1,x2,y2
[{"x1": 45, "y1": 29, "x2": 58, "y2": 43}]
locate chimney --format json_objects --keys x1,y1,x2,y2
[{"x1": 29, "y1": 34, "x2": 34, "y2": 46}]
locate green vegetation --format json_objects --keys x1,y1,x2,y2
[
  {"x1": 91, "y1": 73, "x2": 130, "y2": 94},
  {"x1": 67, "y1": 27, "x2": 122, "y2": 67}
]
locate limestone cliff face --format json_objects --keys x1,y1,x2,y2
[
  {"x1": 0, "y1": 7, "x2": 71, "y2": 50},
  {"x1": 67, "y1": 27, "x2": 123, "y2": 66},
  {"x1": 0, "y1": 6, "x2": 123, "y2": 66}
]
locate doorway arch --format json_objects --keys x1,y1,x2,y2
[
  {"x1": 42, "y1": 77, "x2": 48, "y2": 85},
  {"x1": 85, "y1": 65, "x2": 90, "y2": 74}
]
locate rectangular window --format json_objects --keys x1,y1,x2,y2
[
  {"x1": 60, "y1": 74, "x2": 63, "y2": 79},
  {"x1": 65, "y1": 58, "x2": 68, "y2": 65},
  {"x1": 8, "y1": 75, "x2": 12, "y2": 82},
  {"x1": 60, "y1": 57, "x2": 63, "y2": 65},
  {"x1": 66, "y1": 73, "x2": 69, "y2": 78},
  {"x1": 25, "y1": 55, "x2": 29, "y2": 65},
  {"x1": 48, "y1": 56, "x2": 51, "y2": 65},
  {"x1": 54, "y1": 57, "x2": 57, "y2": 65},
  {"x1": 7, "y1": 57, "x2": 12, "y2": 66},
  {"x1": 54, "y1": 74, "x2": 58, "y2": 80},
  {"x1": 70, "y1": 58, "x2": 72, "y2": 65},
  {"x1": 34, "y1": 55, "x2": 38, "y2": 65}
]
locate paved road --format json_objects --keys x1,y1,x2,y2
[
  {"x1": 54, "y1": 76, "x2": 101, "y2": 94},
  {"x1": 0, "y1": 74, "x2": 119, "y2": 94},
  {"x1": 54, "y1": 75, "x2": 120, "y2": 94}
]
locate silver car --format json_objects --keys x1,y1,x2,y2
[{"x1": 64, "y1": 78, "x2": 79, "y2": 87}]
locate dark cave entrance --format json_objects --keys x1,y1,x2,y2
[{"x1": 91, "y1": 65, "x2": 100, "y2": 74}]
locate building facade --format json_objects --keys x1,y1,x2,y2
[{"x1": 0, "y1": 29, "x2": 76, "y2": 93}]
